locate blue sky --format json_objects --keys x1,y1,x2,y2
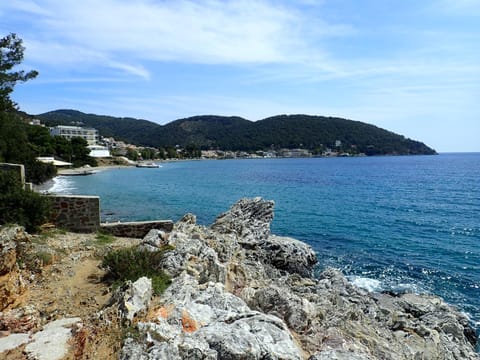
[{"x1": 1, "y1": 0, "x2": 479, "y2": 152}]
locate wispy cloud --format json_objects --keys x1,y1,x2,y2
[{"x1": 4, "y1": 0, "x2": 349, "y2": 69}]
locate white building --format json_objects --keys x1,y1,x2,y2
[
  {"x1": 36, "y1": 157, "x2": 73, "y2": 167},
  {"x1": 87, "y1": 145, "x2": 111, "y2": 158},
  {"x1": 50, "y1": 125, "x2": 99, "y2": 145}
]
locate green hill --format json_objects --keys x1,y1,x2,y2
[{"x1": 37, "y1": 110, "x2": 436, "y2": 155}]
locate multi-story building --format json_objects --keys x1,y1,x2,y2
[{"x1": 50, "y1": 125, "x2": 99, "y2": 145}]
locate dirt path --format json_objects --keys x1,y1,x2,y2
[{"x1": 1, "y1": 231, "x2": 141, "y2": 359}]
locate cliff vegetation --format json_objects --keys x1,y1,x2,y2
[{"x1": 38, "y1": 110, "x2": 437, "y2": 156}]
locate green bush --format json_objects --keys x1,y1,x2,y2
[
  {"x1": 0, "y1": 171, "x2": 51, "y2": 232},
  {"x1": 101, "y1": 246, "x2": 173, "y2": 295},
  {"x1": 94, "y1": 232, "x2": 116, "y2": 246}
]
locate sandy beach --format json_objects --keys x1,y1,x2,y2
[{"x1": 33, "y1": 164, "x2": 135, "y2": 193}]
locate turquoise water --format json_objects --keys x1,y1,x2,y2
[{"x1": 51, "y1": 154, "x2": 480, "y2": 335}]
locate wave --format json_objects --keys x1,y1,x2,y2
[{"x1": 46, "y1": 176, "x2": 76, "y2": 194}]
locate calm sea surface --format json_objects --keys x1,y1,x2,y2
[{"x1": 50, "y1": 153, "x2": 480, "y2": 335}]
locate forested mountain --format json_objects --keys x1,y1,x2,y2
[{"x1": 38, "y1": 110, "x2": 436, "y2": 155}]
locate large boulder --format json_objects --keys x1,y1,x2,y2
[
  {"x1": 246, "y1": 235, "x2": 317, "y2": 278},
  {"x1": 211, "y1": 197, "x2": 274, "y2": 242}
]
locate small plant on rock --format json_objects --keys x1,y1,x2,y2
[
  {"x1": 94, "y1": 232, "x2": 116, "y2": 246},
  {"x1": 101, "y1": 246, "x2": 173, "y2": 295}
]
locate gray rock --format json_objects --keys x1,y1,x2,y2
[
  {"x1": 138, "y1": 228, "x2": 169, "y2": 252},
  {"x1": 246, "y1": 283, "x2": 313, "y2": 333},
  {"x1": 25, "y1": 317, "x2": 81, "y2": 360},
  {"x1": 247, "y1": 235, "x2": 317, "y2": 277},
  {"x1": 212, "y1": 197, "x2": 274, "y2": 242},
  {"x1": 0, "y1": 333, "x2": 30, "y2": 353},
  {"x1": 119, "y1": 198, "x2": 479, "y2": 360},
  {"x1": 309, "y1": 350, "x2": 374, "y2": 360},
  {"x1": 122, "y1": 273, "x2": 302, "y2": 360},
  {"x1": 0, "y1": 226, "x2": 19, "y2": 275},
  {"x1": 111, "y1": 277, "x2": 152, "y2": 321}
]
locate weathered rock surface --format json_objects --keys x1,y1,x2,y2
[
  {"x1": 120, "y1": 273, "x2": 302, "y2": 360},
  {"x1": 0, "y1": 333, "x2": 30, "y2": 353},
  {"x1": 0, "y1": 226, "x2": 30, "y2": 311},
  {"x1": 110, "y1": 276, "x2": 153, "y2": 322},
  {"x1": 117, "y1": 198, "x2": 479, "y2": 359},
  {"x1": 24, "y1": 317, "x2": 82, "y2": 360},
  {"x1": 138, "y1": 228, "x2": 169, "y2": 252}
]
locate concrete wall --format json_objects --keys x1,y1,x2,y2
[
  {"x1": 49, "y1": 195, "x2": 100, "y2": 233},
  {"x1": 100, "y1": 220, "x2": 174, "y2": 238}
]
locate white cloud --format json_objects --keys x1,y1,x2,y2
[
  {"x1": 9, "y1": 0, "x2": 351, "y2": 68},
  {"x1": 0, "y1": 0, "x2": 52, "y2": 16}
]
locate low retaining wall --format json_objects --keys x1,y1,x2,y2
[
  {"x1": 100, "y1": 220, "x2": 174, "y2": 238},
  {"x1": 49, "y1": 195, "x2": 100, "y2": 233},
  {"x1": 47, "y1": 194, "x2": 174, "y2": 237}
]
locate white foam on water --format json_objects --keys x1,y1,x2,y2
[
  {"x1": 347, "y1": 276, "x2": 383, "y2": 293},
  {"x1": 390, "y1": 282, "x2": 424, "y2": 294},
  {"x1": 47, "y1": 176, "x2": 76, "y2": 194}
]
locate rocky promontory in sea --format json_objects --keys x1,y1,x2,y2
[
  {"x1": 0, "y1": 198, "x2": 478, "y2": 359},
  {"x1": 121, "y1": 198, "x2": 477, "y2": 359}
]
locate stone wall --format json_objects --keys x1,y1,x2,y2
[
  {"x1": 100, "y1": 220, "x2": 174, "y2": 238},
  {"x1": 49, "y1": 195, "x2": 100, "y2": 233}
]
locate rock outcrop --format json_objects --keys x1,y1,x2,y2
[
  {"x1": 0, "y1": 226, "x2": 30, "y2": 311},
  {"x1": 118, "y1": 198, "x2": 478, "y2": 359},
  {"x1": 110, "y1": 277, "x2": 153, "y2": 322}
]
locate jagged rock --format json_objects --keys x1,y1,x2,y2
[
  {"x1": 24, "y1": 317, "x2": 82, "y2": 360},
  {"x1": 245, "y1": 283, "x2": 313, "y2": 333},
  {"x1": 0, "y1": 227, "x2": 18, "y2": 276},
  {"x1": 0, "y1": 226, "x2": 30, "y2": 311},
  {"x1": 138, "y1": 228, "x2": 169, "y2": 252},
  {"x1": 119, "y1": 198, "x2": 479, "y2": 359},
  {"x1": 212, "y1": 197, "x2": 274, "y2": 242},
  {"x1": 245, "y1": 235, "x2": 317, "y2": 277},
  {"x1": 121, "y1": 273, "x2": 303, "y2": 360},
  {"x1": 111, "y1": 277, "x2": 152, "y2": 321},
  {"x1": 159, "y1": 227, "x2": 228, "y2": 284}
]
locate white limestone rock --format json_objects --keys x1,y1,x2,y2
[{"x1": 24, "y1": 317, "x2": 81, "y2": 360}]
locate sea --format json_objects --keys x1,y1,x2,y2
[{"x1": 48, "y1": 153, "x2": 480, "y2": 340}]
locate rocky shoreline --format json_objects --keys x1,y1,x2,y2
[
  {"x1": 1, "y1": 198, "x2": 478, "y2": 359},
  {"x1": 121, "y1": 198, "x2": 478, "y2": 359}
]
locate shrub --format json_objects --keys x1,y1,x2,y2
[
  {"x1": 94, "y1": 232, "x2": 116, "y2": 246},
  {"x1": 36, "y1": 250, "x2": 54, "y2": 266},
  {"x1": 0, "y1": 171, "x2": 51, "y2": 232},
  {"x1": 101, "y1": 246, "x2": 173, "y2": 295}
]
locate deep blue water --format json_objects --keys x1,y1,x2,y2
[{"x1": 50, "y1": 153, "x2": 480, "y2": 336}]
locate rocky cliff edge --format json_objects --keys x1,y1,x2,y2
[
  {"x1": 0, "y1": 198, "x2": 478, "y2": 359},
  {"x1": 122, "y1": 197, "x2": 478, "y2": 359}
]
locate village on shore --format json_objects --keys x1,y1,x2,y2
[{"x1": 33, "y1": 122, "x2": 366, "y2": 172}]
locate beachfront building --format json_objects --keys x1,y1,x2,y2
[
  {"x1": 36, "y1": 156, "x2": 73, "y2": 167},
  {"x1": 87, "y1": 145, "x2": 111, "y2": 158},
  {"x1": 50, "y1": 125, "x2": 99, "y2": 145}
]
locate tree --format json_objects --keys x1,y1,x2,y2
[
  {"x1": 0, "y1": 171, "x2": 51, "y2": 232},
  {"x1": 126, "y1": 148, "x2": 139, "y2": 161},
  {"x1": 1, "y1": 33, "x2": 38, "y2": 112}
]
